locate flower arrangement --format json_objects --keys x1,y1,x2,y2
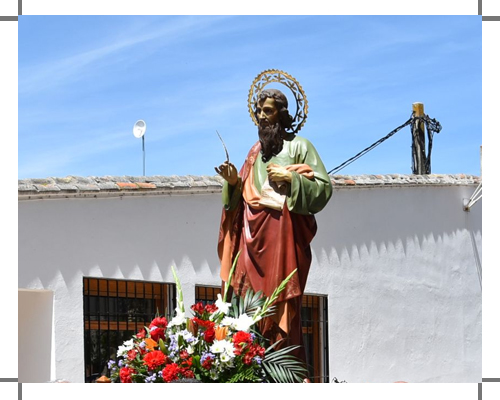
[{"x1": 107, "y1": 256, "x2": 308, "y2": 383}]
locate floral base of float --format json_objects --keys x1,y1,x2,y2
[{"x1": 105, "y1": 255, "x2": 308, "y2": 383}]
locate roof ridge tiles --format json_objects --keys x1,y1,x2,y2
[{"x1": 18, "y1": 174, "x2": 481, "y2": 198}]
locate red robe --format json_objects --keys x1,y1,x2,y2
[{"x1": 217, "y1": 142, "x2": 319, "y2": 362}]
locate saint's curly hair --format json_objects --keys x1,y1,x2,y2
[{"x1": 255, "y1": 89, "x2": 294, "y2": 130}]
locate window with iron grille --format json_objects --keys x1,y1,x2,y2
[
  {"x1": 195, "y1": 286, "x2": 329, "y2": 382},
  {"x1": 301, "y1": 294, "x2": 329, "y2": 383},
  {"x1": 83, "y1": 277, "x2": 176, "y2": 382},
  {"x1": 195, "y1": 285, "x2": 222, "y2": 306}
]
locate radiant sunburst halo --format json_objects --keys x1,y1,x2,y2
[{"x1": 248, "y1": 69, "x2": 308, "y2": 134}]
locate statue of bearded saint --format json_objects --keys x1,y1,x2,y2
[
  {"x1": 216, "y1": 89, "x2": 297, "y2": 187},
  {"x1": 215, "y1": 88, "x2": 332, "y2": 373}
]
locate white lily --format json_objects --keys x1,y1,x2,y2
[
  {"x1": 117, "y1": 339, "x2": 134, "y2": 356},
  {"x1": 233, "y1": 313, "x2": 256, "y2": 332},
  {"x1": 168, "y1": 307, "x2": 186, "y2": 327},
  {"x1": 215, "y1": 293, "x2": 231, "y2": 314},
  {"x1": 220, "y1": 316, "x2": 236, "y2": 327}
]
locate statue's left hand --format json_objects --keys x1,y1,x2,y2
[{"x1": 267, "y1": 163, "x2": 292, "y2": 183}]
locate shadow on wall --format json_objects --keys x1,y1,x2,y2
[
  {"x1": 18, "y1": 185, "x2": 482, "y2": 291},
  {"x1": 18, "y1": 194, "x2": 224, "y2": 289},
  {"x1": 310, "y1": 184, "x2": 482, "y2": 383},
  {"x1": 313, "y1": 185, "x2": 481, "y2": 266}
]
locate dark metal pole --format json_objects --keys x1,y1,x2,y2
[{"x1": 142, "y1": 135, "x2": 145, "y2": 176}]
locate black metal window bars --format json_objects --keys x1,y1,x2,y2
[{"x1": 83, "y1": 277, "x2": 176, "y2": 382}]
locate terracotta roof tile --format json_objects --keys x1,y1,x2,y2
[
  {"x1": 135, "y1": 182, "x2": 156, "y2": 189},
  {"x1": 116, "y1": 182, "x2": 139, "y2": 190}
]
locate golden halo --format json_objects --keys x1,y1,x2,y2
[{"x1": 248, "y1": 69, "x2": 308, "y2": 134}]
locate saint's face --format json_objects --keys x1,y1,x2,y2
[{"x1": 256, "y1": 97, "x2": 279, "y2": 127}]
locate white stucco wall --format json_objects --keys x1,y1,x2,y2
[{"x1": 18, "y1": 182, "x2": 482, "y2": 383}]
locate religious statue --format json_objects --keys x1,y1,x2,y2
[{"x1": 215, "y1": 70, "x2": 332, "y2": 367}]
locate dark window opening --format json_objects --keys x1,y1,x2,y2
[
  {"x1": 195, "y1": 285, "x2": 222, "y2": 306},
  {"x1": 301, "y1": 294, "x2": 329, "y2": 383},
  {"x1": 83, "y1": 277, "x2": 175, "y2": 382}
]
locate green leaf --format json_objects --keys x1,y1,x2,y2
[
  {"x1": 231, "y1": 296, "x2": 240, "y2": 318},
  {"x1": 191, "y1": 355, "x2": 201, "y2": 370},
  {"x1": 171, "y1": 265, "x2": 185, "y2": 312},
  {"x1": 158, "y1": 338, "x2": 167, "y2": 355},
  {"x1": 257, "y1": 269, "x2": 297, "y2": 320},
  {"x1": 223, "y1": 251, "x2": 240, "y2": 302}
]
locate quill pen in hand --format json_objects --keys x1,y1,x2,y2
[{"x1": 216, "y1": 130, "x2": 231, "y2": 176}]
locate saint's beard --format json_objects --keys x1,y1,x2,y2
[{"x1": 258, "y1": 122, "x2": 284, "y2": 163}]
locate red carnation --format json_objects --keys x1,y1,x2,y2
[
  {"x1": 162, "y1": 363, "x2": 180, "y2": 383},
  {"x1": 143, "y1": 350, "x2": 167, "y2": 370},
  {"x1": 233, "y1": 331, "x2": 252, "y2": 345},
  {"x1": 119, "y1": 367, "x2": 135, "y2": 383}
]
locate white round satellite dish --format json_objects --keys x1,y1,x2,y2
[{"x1": 133, "y1": 120, "x2": 146, "y2": 138}]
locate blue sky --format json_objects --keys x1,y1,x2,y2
[{"x1": 18, "y1": 15, "x2": 482, "y2": 179}]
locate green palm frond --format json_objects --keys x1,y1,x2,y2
[
  {"x1": 241, "y1": 289, "x2": 266, "y2": 317},
  {"x1": 229, "y1": 288, "x2": 267, "y2": 319},
  {"x1": 262, "y1": 342, "x2": 308, "y2": 383}
]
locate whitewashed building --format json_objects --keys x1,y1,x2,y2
[{"x1": 18, "y1": 173, "x2": 482, "y2": 383}]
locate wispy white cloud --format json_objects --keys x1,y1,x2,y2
[
  {"x1": 18, "y1": 129, "x2": 128, "y2": 178},
  {"x1": 19, "y1": 16, "x2": 230, "y2": 96}
]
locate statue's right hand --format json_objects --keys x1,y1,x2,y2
[{"x1": 215, "y1": 161, "x2": 238, "y2": 186}]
